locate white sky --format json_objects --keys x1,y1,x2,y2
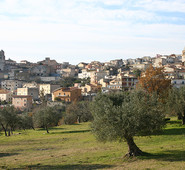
[{"x1": 0, "y1": 0, "x2": 185, "y2": 64}]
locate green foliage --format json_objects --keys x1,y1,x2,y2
[
  {"x1": 0, "y1": 106, "x2": 19, "y2": 136},
  {"x1": 33, "y1": 106, "x2": 63, "y2": 133},
  {"x1": 18, "y1": 113, "x2": 34, "y2": 130},
  {"x1": 65, "y1": 101, "x2": 93, "y2": 124},
  {"x1": 81, "y1": 78, "x2": 90, "y2": 86},
  {"x1": 0, "y1": 100, "x2": 8, "y2": 105},
  {"x1": 39, "y1": 88, "x2": 47, "y2": 106},
  {"x1": 91, "y1": 90, "x2": 165, "y2": 156},
  {"x1": 133, "y1": 69, "x2": 142, "y2": 78},
  {"x1": 59, "y1": 77, "x2": 77, "y2": 87},
  {"x1": 167, "y1": 87, "x2": 185, "y2": 124},
  {"x1": 54, "y1": 97, "x2": 61, "y2": 101}
]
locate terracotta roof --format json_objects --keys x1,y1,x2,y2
[
  {"x1": 0, "y1": 89, "x2": 11, "y2": 94},
  {"x1": 86, "y1": 84, "x2": 97, "y2": 88},
  {"x1": 53, "y1": 87, "x2": 79, "y2": 93}
]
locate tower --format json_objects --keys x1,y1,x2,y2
[
  {"x1": 182, "y1": 47, "x2": 185, "y2": 63},
  {"x1": 0, "y1": 50, "x2": 5, "y2": 71}
]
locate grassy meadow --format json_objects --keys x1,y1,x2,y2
[{"x1": 0, "y1": 118, "x2": 185, "y2": 170}]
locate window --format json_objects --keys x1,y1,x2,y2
[
  {"x1": 174, "y1": 81, "x2": 176, "y2": 84},
  {"x1": 182, "y1": 81, "x2": 184, "y2": 84}
]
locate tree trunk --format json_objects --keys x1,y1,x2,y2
[
  {"x1": 124, "y1": 135, "x2": 143, "y2": 157},
  {"x1": 8, "y1": 129, "x2": 11, "y2": 136},
  {"x1": 1, "y1": 124, "x2": 7, "y2": 136},
  {"x1": 77, "y1": 116, "x2": 81, "y2": 124},
  {"x1": 11, "y1": 127, "x2": 13, "y2": 135},
  {"x1": 46, "y1": 126, "x2": 49, "y2": 133},
  {"x1": 182, "y1": 115, "x2": 185, "y2": 125}
]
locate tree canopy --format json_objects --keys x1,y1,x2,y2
[
  {"x1": 0, "y1": 106, "x2": 19, "y2": 136},
  {"x1": 65, "y1": 101, "x2": 93, "y2": 124},
  {"x1": 137, "y1": 65, "x2": 171, "y2": 96},
  {"x1": 33, "y1": 106, "x2": 63, "y2": 133},
  {"x1": 91, "y1": 91, "x2": 165, "y2": 156},
  {"x1": 167, "y1": 87, "x2": 185, "y2": 124}
]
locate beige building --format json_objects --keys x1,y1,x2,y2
[
  {"x1": 98, "y1": 78, "x2": 108, "y2": 88},
  {"x1": 78, "y1": 62, "x2": 88, "y2": 69},
  {"x1": 132, "y1": 63, "x2": 150, "y2": 70},
  {"x1": 153, "y1": 58, "x2": 167, "y2": 67},
  {"x1": 61, "y1": 68, "x2": 75, "y2": 77},
  {"x1": 17, "y1": 87, "x2": 39, "y2": 100},
  {"x1": 12, "y1": 95, "x2": 32, "y2": 111},
  {"x1": 90, "y1": 70, "x2": 108, "y2": 84},
  {"x1": 81, "y1": 84, "x2": 102, "y2": 93},
  {"x1": 0, "y1": 89, "x2": 12, "y2": 102},
  {"x1": 107, "y1": 78, "x2": 122, "y2": 90},
  {"x1": 39, "y1": 84, "x2": 60, "y2": 96}
]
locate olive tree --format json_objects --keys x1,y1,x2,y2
[
  {"x1": 0, "y1": 106, "x2": 18, "y2": 136},
  {"x1": 33, "y1": 106, "x2": 63, "y2": 133},
  {"x1": 65, "y1": 101, "x2": 93, "y2": 124},
  {"x1": 91, "y1": 90, "x2": 165, "y2": 157},
  {"x1": 18, "y1": 112, "x2": 34, "y2": 130},
  {"x1": 167, "y1": 87, "x2": 185, "y2": 125}
]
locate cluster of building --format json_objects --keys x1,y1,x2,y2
[{"x1": 0, "y1": 47, "x2": 185, "y2": 111}]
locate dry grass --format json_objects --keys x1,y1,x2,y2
[{"x1": 0, "y1": 118, "x2": 185, "y2": 169}]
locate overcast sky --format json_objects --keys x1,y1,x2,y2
[{"x1": 0, "y1": 0, "x2": 185, "y2": 64}]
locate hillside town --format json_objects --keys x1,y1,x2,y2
[{"x1": 0, "y1": 48, "x2": 185, "y2": 111}]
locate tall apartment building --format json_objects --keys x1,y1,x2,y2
[
  {"x1": 39, "y1": 84, "x2": 60, "y2": 96},
  {"x1": 17, "y1": 87, "x2": 39, "y2": 100}
]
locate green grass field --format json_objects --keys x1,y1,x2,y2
[{"x1": 0, "y1": 118, "x2": 185, "y2": 170}]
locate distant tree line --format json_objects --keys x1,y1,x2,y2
[{"x1": 0, "y1": 101, "x2": 93, "y2": 136}]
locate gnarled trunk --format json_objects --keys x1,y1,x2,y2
[
  {"x1": 182, "y1": 115, "x2": 185, "y2": 125},
  {"x1": 46, "y1": 126, "x2": 49, "y2": 133},
  {"x1": 124, "y1": 135, "x2": 143, "y2": 157},
  {"x1": 8, "y1": 129, "x2": 11, "y2": 136},
  {"x1": 1, "y1": 123, "x2": 7, "y2": 136},
  {"x1": 77, "y1": 116, "x2": 81, "y2": 124}
]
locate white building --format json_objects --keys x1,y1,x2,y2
[
  {"x1": 78, "y1": 69, "x2": 91, "y2": 79},
  {"x1": 171, "y1": 79, "x2": 185, "y2": 88},
  {"x1": 0, "y1": 89, "x2": 12, "y2": 102}
]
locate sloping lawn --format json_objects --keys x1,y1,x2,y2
[{"x1": 0, "y1": 118, "x2": 185, "y2": 170}]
